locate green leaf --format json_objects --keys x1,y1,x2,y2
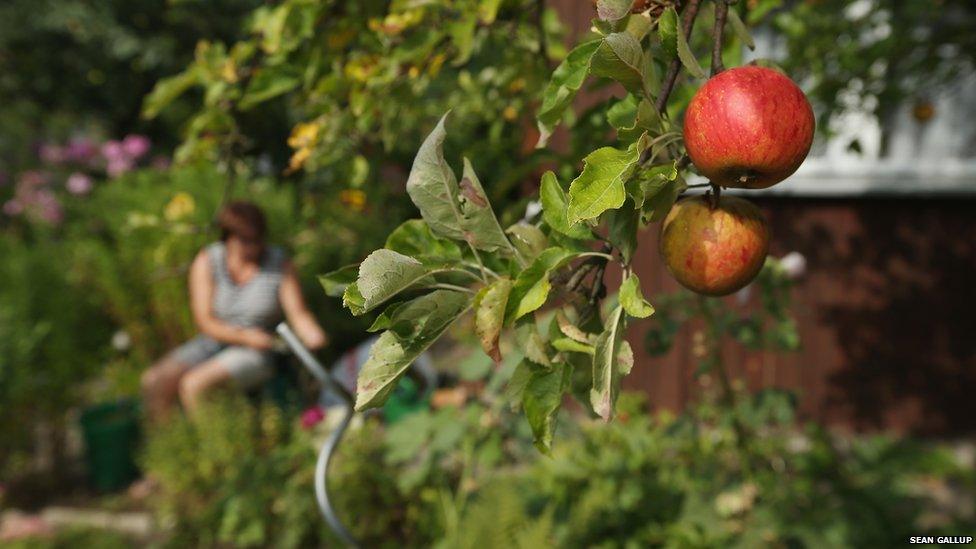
[
  {"x1": 385, "y1": 219, "x2": 462, "y2": 262},
  {"x1": 624, "y1": 13, "x2": 653, "y2": 41},
  {"x1": 342, "y1": 282, "x2": 365, "y2": 316},
  {"x1": 475, "y1": 278, "x2": 513, "y2": 362},
  {"x1": 553, "y1": 337, "x2": 596, "y2": 355},
  {"x1": 595, "y1": 0, "x2": 635, "y2": 22},
  {"x1": 355, "y1": 290, "x2": 471, "y2": 410},
  {"x1": 727, "y1": 8, "x2": 756, "y2": 50},
  {"x1": 658, "y1": 7, "x2": 678, "y2": 60},
  {"x1": 239, "y1": 65, "x2": 301, "y2": 110},
  {"x1": 540, "y1": 171, "x2": 591, "y2": 240},
  {"x1": 605, "y1": 204, "x2": 640, "y2": 264},
  {"x1": 458, "y1": 157, "x2": 515, "y2": 253},
  {"x1": 630, "y1": 161, "x2": 679, "y2": 208},
  {"x1": 620, "y1": 273, "x2": 655, "y2": 318},
  {"x1": 319, "y1": 264, "x2": 359, "y2": 297},
  {"x1": 448, "y1": 11, "x2": 478, "y2": 65},
  {"x1": 405, "y1": 115, "x2": 514, "y2": 254},
  {"x1": 515, "y1": 316, "x2": 552, "y2": 367},
  {"x1": 641, "y1": 174, "x2": 686, "y2": 223},
  {"x1": 524, "y1": 361, "x2": 571, "y2": 453},
  {"x1": 353, "y1": 249, "x2": 434, "y2": 315},
  {"x1": 142, "y1": 69, "x2": 199, "y2": 119},
  {"x1": 590, "y1": 33, "x2": 648, "y2": 98},
  {"x1": 506, "y1": 223, "x2": 548, "y2": 263},
  {"x1": 556, "y1": 309, "x2": 594, "y2": 344},
  {"x1": 536, "y1": 40, "x2": 602, "y2": 146},
  {"x1": 567, "y1": 139, "x2": 646, "y2": 224},
  {"x1": 505, "y1": 248, "x2": 578, "y2": 323},
  {"x1": 478, "y1": 0, "x2": 503, "y2": 24},
  {"x1": 676, "y1": 19, "x2": 705, "y2": 78},
  {"x1": 607, "y1": 96, "x2": 661, "y2": 143},
  {"x1": 406, "y1": 114, "x2": 466, "y2": 242},
  {"x1": 590, "y1": 305, "x2": 627, "y2": 420},
  {"x1": 504, "y1": 359, "x2": 534, "y2": 411}
]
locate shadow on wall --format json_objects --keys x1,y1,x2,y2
[{"x1": 764, "y1": 197, "x2": 976, "y2": 435}]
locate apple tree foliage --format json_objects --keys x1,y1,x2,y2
[{"x1": 321, "y1": 0, "x2": 761, "y2": 452}]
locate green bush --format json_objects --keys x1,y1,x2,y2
[
  {"x1": 142, "y1": 395, "x2": 441, "y2": 548},
  {"x1": 140, "y1": 384, "x2": 975, "y2": 548}
]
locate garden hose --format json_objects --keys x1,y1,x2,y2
[{"x1": 275, "y1": 322, "x2": 359, "y2": 548}]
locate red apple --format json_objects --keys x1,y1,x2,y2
[
  {"x1": 683, "y1": 66, "x2": 815, "y2": 189},
  {"x1": 659, "y1": 195, "x2": 769, "y2": 296}
]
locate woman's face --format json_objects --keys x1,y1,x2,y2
[{"x1": 226, "y1": 234, "x2": 265, "y2": 263}]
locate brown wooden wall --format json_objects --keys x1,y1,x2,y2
[
  {"x1": 622, "y1": 198, "x2": 976, "y2": 436},
  {"x1": 548, "y1": 2, "x2": 976, "y2": 435}
]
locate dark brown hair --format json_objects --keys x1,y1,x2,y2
[{"x1": 217, "y1": 201, "x2": 267, "y2": 242}]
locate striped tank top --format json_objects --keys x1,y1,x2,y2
[{"x1": 207, "y1": 241, "x2": 286, "y2": 330}]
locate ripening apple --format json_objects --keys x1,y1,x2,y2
[
  {"x1": 659, "y1": 195, "x2": 769, "y2": 296},
  {"x1": 683, "y1": 66, "x2": 815, "y2": 189}
]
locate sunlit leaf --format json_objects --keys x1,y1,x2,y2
[
  {"x1": 676, "y1": 22, "x2": 705, "y2": 78},
  {"x1": 727, "y1": 8, "x2": 756, "y2": 50},
  {"x1": 536, "y1": 40, "x2": 602, "y2": 146},
  {"x1": 356, "y1": 290, "x2": 471, "y2": 410},
  {"x1": 524, "y1": 361, "x2": 571, "y2": 453},
  {"x1": 590, "y1": 305, "x2": 626, "y2": 420},
  {"x1": 385, "y1": 219, "x2": 462, "y2": 262},
  {"x1": 318, "y1": 264, "x2": 359, "y2": 297},
  {"x1": 595, "y1": 0, "x2": 635, "y2": 22},
  {"x1": 540, "y1": 171, "x2": 592, "y2": 240},
  {"x1": 506, "y1": 223, "x2": 548, "y2": 263},
  {"x1": 567, "y1": 137, "x2": 647, "y2": 224},
  {"x1": 475, "y1": 277, "x2": 513, "y2": 362},
  {"x1": 353, "y1": 249, "x2": 434, "y2": 315},
  {"x1": 658, "y1": 7, "x2": 678, "y2": 59},
  {"x1": 505, "y1": 247, "x2": 578, "y2": 323},
  {"x1": 590, "y1": 32, "x2": 648, "y2": 98},
  {"x1": 620, "y1": 273, "x2": 655, "y2": 318}
]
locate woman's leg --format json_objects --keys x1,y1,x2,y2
[
  {"x1": 177, "y1": 359, "x2": 234, "y2": 418},
  {"x1": 144, "y1": 336, "x2": 222, "y2": 422},
  {"x1": 141, "y1": 358, "x2": 191, "y2": 423},
  {"x1": 178, "y1": 346, "x2": 274, "y2": 418}
]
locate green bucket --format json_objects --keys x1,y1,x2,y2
[
  {"x1": 79, "y1": 399, "x2": 141, "y2": 491},
  {"x1": 382, "y1": 376, "x2": 429, "y2": 424}
]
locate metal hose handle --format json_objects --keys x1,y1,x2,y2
[{"x1": 275, "y1": 322, "x2": 359, "y2": 548}]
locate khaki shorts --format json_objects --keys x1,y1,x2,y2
[{"x1": 169, "y1": 335, "x2": 275, "y2": 389}]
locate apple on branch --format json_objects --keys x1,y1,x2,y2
[
  {"x1": 683, "y1": 66, "x2": 815, "y2": 190},
  {"x1": 659, "y1": 195, "x2": 770, "y2": 296}
]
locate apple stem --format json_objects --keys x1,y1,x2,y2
[
  {"x1": 708, "y1": 182, "x2": 722, "y2": 208},
  {"x1": 711, "y1": 0, "x2": 729, "y2": 77}
]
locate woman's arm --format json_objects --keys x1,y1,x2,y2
[
  {"x1": 188, "y1": 250, "x2": 273, "y2": 350},
  {"x1": 279, "y1": 260, "x2": 328, "y2": 350}
]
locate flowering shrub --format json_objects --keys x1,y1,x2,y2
[{"x1": 1, "y1": 134, "x2": 156, "y2": 227}]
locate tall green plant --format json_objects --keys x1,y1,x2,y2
[{"x1": 320, "y1": 0, "x2": 782, "y2": 452}]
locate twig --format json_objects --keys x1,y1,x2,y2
[
  {"x1": 535, "y1": 0, "x2": 548, "y2": 64},
  {"x1": 654, "y1": 0, "x2": 704, "y2": 115},
  {"x1": 711, "y1": 1, "x2": 729, "y2": 76}
]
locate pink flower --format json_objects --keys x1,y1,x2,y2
[
  {"x1": 39, "y1": 144, "x2": 66, "y2": 164},
  {"x1": 101, "y1": 140, "x2": 126, "y2": 163},
  {"x1": 65, "y1": 137, "x2": 98, "y2": 163},
  {"x1": 106, "y1": 157, "x2": 134, "y2": 177},
  {"x1": 18, "y1": 170, "x2": 50, "y2": 188},
  {"x1": 122, "y1": 135, "x2": 151, "y2": 159},
  {"x1": 66, "y1": 172, "x2": 94, "y2": 195},
  {"x1": 2, "y1": 199, "x2": 23, "y2": 216},
  {"x1": 30, "y1": 189, "x2": 63, "y2": 225},
  {"x1": 300, "y1": 406, "x2": 326, "y2": 430}
]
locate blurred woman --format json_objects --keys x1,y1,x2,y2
[{"x1": 142, "y1": 201, "x2": 327, "y2": 420}]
